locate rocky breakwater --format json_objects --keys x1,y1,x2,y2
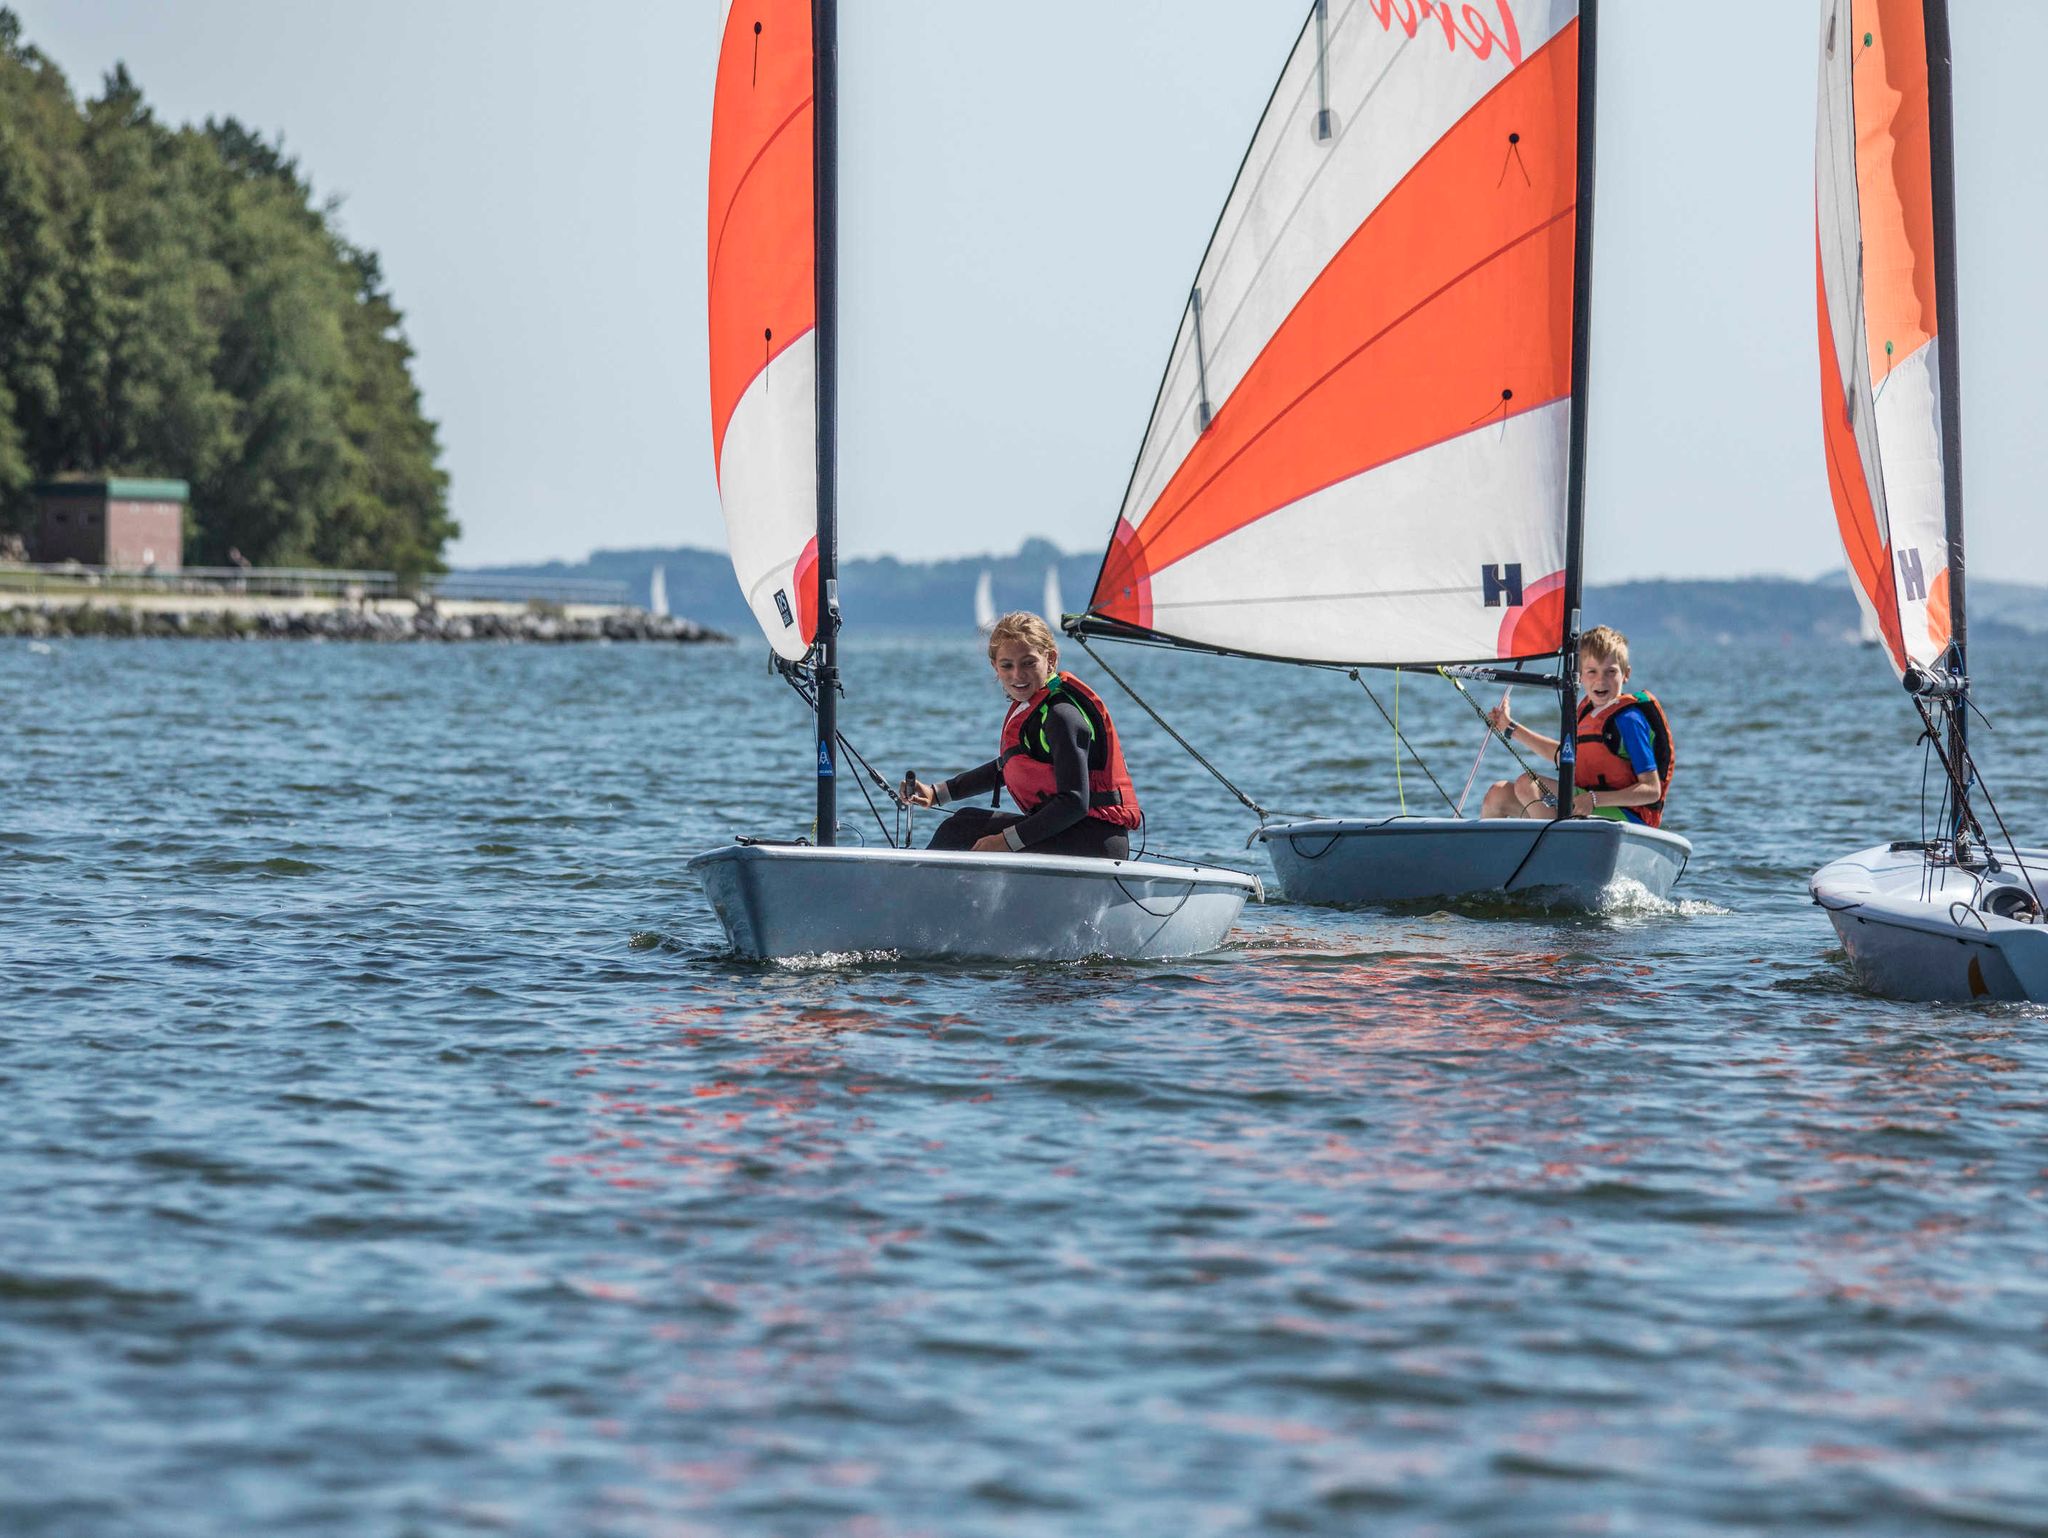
[{"x1": 0, "y1": 601, "x2": 726, "y2": 643}]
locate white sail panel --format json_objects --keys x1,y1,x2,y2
[
  {"x1": 708, "y1": 0, "x2": 818, "y2": 659},
  {"x1": 1090, "y1": 0, "x2": 1581, "y2": 666},
  {"x1": 1869, "y1": 338, "x2": 1948, "y2": 666},
  {"x1": 1132, "y1": 403, "x2": 1568, "y2": 665},
  {"x1": 719, "y1": 334, "x2": 820, "y2": 659},
  {"x1": 1813, "y1": 0, "x2": 1951, "y2": 675}
]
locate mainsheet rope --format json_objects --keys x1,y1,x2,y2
[{"x1": 1347, "y1": 670, "x2": 1459, "y2": 816}]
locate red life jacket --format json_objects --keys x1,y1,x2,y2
[
  {"x1": 1574, "y1": 690, "x2": 1676, "y2": 829},
  {"x1": 997, "y1": 673, "x2": 1143, "y2": 830}
]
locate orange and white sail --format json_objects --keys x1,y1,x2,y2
[
  {"x1": 1815, "y1": 0, "x2": 1952, "y2": 677},
  {"x1": 1084, "y1": 1, "x2": 1583, "y2": 667},
  {"x1": 708, "y1": 0, "x2": 818, "y2": 661}
]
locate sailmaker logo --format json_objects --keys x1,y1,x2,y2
[
  {"x1": 1897, "y1": 548, "x2": 1926, "y2": 603},
  {"x1": 774, "y1": 588, "x2": 793, "y2": 627},
  {"x1": 1366, "y1": 0, "x2": 1525, "y2": 68}
]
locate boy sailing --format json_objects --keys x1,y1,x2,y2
[{"x1": 1479, "y1": 626, "x2": 1674, "y2": 825}]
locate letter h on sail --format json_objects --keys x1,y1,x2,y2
[
  {"x1": 1481, "y1": 563, "x2": 1524, "y2": 608},
  {"x1": 1897, "y1": 547, "x2": 1926, "y2": 603}
]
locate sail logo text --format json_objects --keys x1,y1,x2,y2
[{"x1": 1366, "y1": 0, "x2": 1525, "y2": 69}]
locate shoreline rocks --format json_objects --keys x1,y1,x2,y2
[{"x1": 0, "y1": 602, "x2": 727, "y2": 643}]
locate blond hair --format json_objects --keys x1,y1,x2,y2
[
  {"x1": 1579, "y1": 624, "x2": 1631, "y2": 674},
  {"x1": 986, "y1": 611, "x2": 1060, "y2": 664}
]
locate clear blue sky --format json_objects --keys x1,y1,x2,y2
[{"x1": 14, "y1": 1, "x2": 2048, "y2": 585}]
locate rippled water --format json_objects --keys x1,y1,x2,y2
[{"x1": 4, "y1": 631, "x2": 2046, "y2": 1536}]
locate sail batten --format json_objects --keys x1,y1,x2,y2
[{"x1": 1085, "y1": 1, "x2": 1583, "y2": 669}]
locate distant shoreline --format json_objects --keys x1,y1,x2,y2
[
  {"x1": 454, "y1": 544, "x2": 2048, "y2": 644},
  {"x1": 0, "y1": 594, "x2": 725, "y2": 643}
]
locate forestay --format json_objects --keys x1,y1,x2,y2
[
  {"x1": 708, "y1": 0, "x2": 820, "y2": 661},
  {"x1": 1084, "y1": 0, "x2": 1582, "y2": 668},
  {"x1": 1815, "y1": 0, "x2": 1952, "y2": 677}
]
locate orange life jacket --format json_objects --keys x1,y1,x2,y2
[
  {"x1": 1574, "y1": 691, "x2": 1675, "y2": 829},
  {"x1": 997, "y1": 673, "x2": 1143, "y2": 830}
]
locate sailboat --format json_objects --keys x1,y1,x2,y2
[
  {"x1": 973, "y1": 568, "x2": 996, "y2": 633},
  {"x1": 649, "y1": 563, "x2": 669, "y2": 619},
  {"x1": 688, "y1": 0, "x2": 1260, "y2": 963},
  {"x1": 1043, "y1": 563, "x2": 1066, "y2": 625},
  {"x1": 1809, "y1": 0, "x2": 2048, "y2": 1001},
  {"x1": 1068, "y1": 0, "x2": 1689, "y2": 908}
]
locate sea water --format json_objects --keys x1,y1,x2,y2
[{"x1": 3, "y1": 631, "x2": 2045, "y2": 1537}]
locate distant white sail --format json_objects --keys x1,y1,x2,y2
[
  {"x1": 974, "y1": 568, "x2": 996, "y2": 633},
  {"x1": 1043, "y1": 563, "x2": 1065, "y2": 624},
  {"x1": 649, "y1": 563, "x2": 669, "y2": 619}
]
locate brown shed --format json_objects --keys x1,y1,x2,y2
[{"x1": 34, "y1": 479, "x2": 190, "y2": 572}]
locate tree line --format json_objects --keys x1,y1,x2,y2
[{"x1": 0, "y1": 10, "x2": 453, "y2": 574}]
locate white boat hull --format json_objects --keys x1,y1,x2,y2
[
  {"x1": 1254, "y1": 816, "x2": 1691, "y2": 909},
  {"x1": 690, "y1": 843, "x2": 1261, "y2": 962},
  {"x1": 1812, "y1": 841, "x2": 2048, "y2": 1002}
]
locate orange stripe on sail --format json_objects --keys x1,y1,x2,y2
[
  {"x1": 1815, "y1": 233, "x2": 1906, "y2": 671},
  {"x1": 1925, "y1": 565, "x2": 1951, "y2": 650},
  {"x1": 708, "y1": 0, "x2": 815, "y2": 471},
  {"x1": 1092, "y1": 22, "x2": 1579, "y2": 620},
  {"x1": 1853, "y1": 0, "x2": 1938, "y2": 390}
]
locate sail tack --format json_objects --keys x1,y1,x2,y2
[
  {"x1": 709, "y1": 0, "x2": 819, "y2": 660},
  {"x1": 1086, "y1": 1, "x2": 1583, "y2": 667},
  {"x1": 1815, "y1": 0, "x2": 1952, "y2": 677}
]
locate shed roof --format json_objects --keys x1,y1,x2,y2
[{"x1": 35, "y1": 478, "x2": 190, "y2": 503}]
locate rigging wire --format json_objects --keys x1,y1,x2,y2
[
  {"x1": 1911, "y1": 692, "x2": 2044, "y2": 914},
  {"x1": 1941, "y1": 705, "x2": 2042, "y2": 912},
  {"x1": 1077, "y1": 633, "x2": 1469, "y2": 823},
  {"x1": 1439, "y1": 667, "x2": 1550, "y2": 782},
  {"x1": 776, "y1": 659, "x2": 906, "y2": 848},
  {"x1": 1073, "y1": 634, "x2": 1278, "y2": 823},
  {"x1": 1347, "y1": 670, "x2": 1459, "y2": 815}
]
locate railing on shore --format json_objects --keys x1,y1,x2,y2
[{"x1": 0, "y1": 562, "x2": 631, "y2": 607}]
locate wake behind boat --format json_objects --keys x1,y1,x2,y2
[
  {"x1": 1066, "y1": 1, "x2": 1690, "y2": 911},
  {"x1": 694, "y1": 1, "x2": 1257, "y2": 963}
]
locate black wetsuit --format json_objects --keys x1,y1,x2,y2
[{"x1": 927, "y1": 699, "x2": 1132, "y2": 860}]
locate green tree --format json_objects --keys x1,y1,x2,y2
[{"x1": 0, "y1": 11, "x2": 453, "y2": 570}]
